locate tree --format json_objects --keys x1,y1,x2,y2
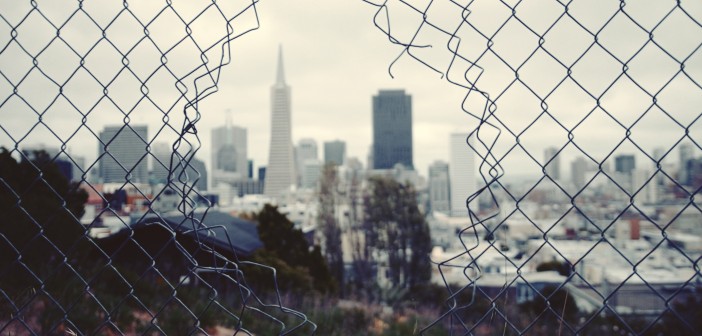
[
  {"x1": 361, "y1": 176, "x2": 432, "y2": 295},
  {"x1": 519, "y1": 285, "x2": 580, "y2": 332},
  {"x1": 536, "y1": 260, "x2": 571, "y2": 276},
  {"x1": 249, "y1": 204, "x2": 335, "y2": 294},
  {"x1": 346, "y1": 165, "x2": 376, "y2": 299},
  {"x1": 0, "y1": 148, "x2": 88, "y2": 270},
  {"x1": 318, "y1": 163, "x2": 344, "y2": 293}
]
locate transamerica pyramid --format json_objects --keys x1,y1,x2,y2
[{"x1": 263, "y1": 45, "x2": 296, "y2": 198}]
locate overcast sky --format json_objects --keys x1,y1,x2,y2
[
  {"x1": 2, "y1": 0, "x2": 701, "y2": 183},
  {"x1": 197, "y1": 0, "x2": 474, "y2": 178}
]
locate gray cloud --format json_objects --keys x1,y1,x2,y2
[{"x1": 2, "y1": 0, "x2": 701, "y2": 181}]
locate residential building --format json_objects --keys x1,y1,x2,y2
[
  {"x1": 449, "y1": 133, "x2": 476, "y2": 216},
  {"x1": 428, "y1": 160, "x2": 450, "y2": 214}
]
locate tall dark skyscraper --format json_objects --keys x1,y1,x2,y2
[
  {"x1": 98, "y1": 125, "x2": 149, "y2": 183},
  {"x1": 372, "y1": 89, "x2": 413, "y2": 170},
  {"x1": 324, "y1": 140, "x2": 346, "y2": 166},
  {"x1": 615, "y1": 154, "x2": 636, "y2": 174}
]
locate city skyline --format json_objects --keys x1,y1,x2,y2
[
  {"x1": 2, "y1": 1, "x2": 700, "y2": 183},
  {"x1": 1, "y1": 2, "x2": 700, "y2": 333}
]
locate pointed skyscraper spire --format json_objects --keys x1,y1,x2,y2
[
  {"x1": 265, "y1": 44, "x2": 295, "y2": 198},
  {"x1": 276, "y1": 44, "x2": 286, "y2": 86},
  {"x1": 225, "y1": 108, "x2": 233, "y2": 127}
]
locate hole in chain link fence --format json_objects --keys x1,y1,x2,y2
[
  {"x1": 2, "y1": 0, "x2": 702, "y2": 334},
  {"x1": 359, "y1": 0, "x2": 702, "y2": 334}
]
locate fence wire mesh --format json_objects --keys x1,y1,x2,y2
[
  {"x1": 3, "y1": 0, "x2": 702, "y2": 335},
  {"x1": 0, "y1": 1, "x2": 316, "y2": 334},
  {"x1": 360, "y1": 0, "x2": 702, "y2": 335}
]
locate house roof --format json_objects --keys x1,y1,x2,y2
[
  {"x1": 96, "y1": 210, "x2": 263, "y2": 260},
  {"x1": 138, "y1": 210, "x2": 263, "y2": 256}
]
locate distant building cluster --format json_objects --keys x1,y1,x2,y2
[
  {"x1": 15, "y1": 42, "x2": 701, "y2": 317},
  {"x1": 22, "y1": 42, "x2": 702, "y2": 233}
]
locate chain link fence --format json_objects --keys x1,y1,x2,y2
[
  {"x1": 0, "y1": 1, "x2": 317, "y2": 334},
  {"x1": 2, "y1": 0, "x2": 702, "y2": 335},
  {"x1": 360, "y1": 0, "x2": 702, "y2": 334}
]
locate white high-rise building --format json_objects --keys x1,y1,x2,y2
[
  {"x1": 633, "y1": 169, "x2": 658, "y2": 205},
  {"x1": 301, "y1": 159, "x2": 323, "y2": 189},
  {"x1": 211, "y1": 111, "x2": 248, "y2": 186},
  {"x1": 679, "y1": 142, "x2": 693, "y2": 185},
  {"x1": 449, "y1": 133, "x2": 476, "y2": 217},
  {"x1": 428, "y1": 160, "x2": 450, "y2": 214},
  {"x1": 151, "y1": 142, "x2": 171, "y2": 184},
  {"x1": 264, "y1": 46, "x2": 296, "y2": 198},
  {"x1": 544, "y1": 146, "x2": 561, "y2": 181}
]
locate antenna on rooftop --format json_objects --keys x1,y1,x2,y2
[{"x1": 225, "y1": 108, "x2": 233, "y2": 126}]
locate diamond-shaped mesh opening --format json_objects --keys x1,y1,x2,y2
[
  {"x1": 39, "y1": 96, "x2": 85, "y2": 142},
  {"x1": 475, "y1": 50, "x2": 519, "y2": 95},
  {"x1": 16, "y1": 69, "x2": 60, "y2": 114},
  {"x1": 519, "y1": 48, "x2": 567, "y2": 98},
  {"x1": 626, "y1": 42, "x2": 682, "y2": 94},
  {"x1": 571, "y1": 44, "x2": 623, "y2": 97},
  {"x1": 59, "y1": 11, "x2": 103, "y2": 56},
  {"x1": 13, "y1": 10, "x2": 56, "y2": 57},
  {"x1": 515, "y1": 0, "x2": 563, "y2": 36},
  {"x1": 654, "y1": 8, "x2": 702, "y2": 61},
  {"x1": 61, "y1": 67, "x2": 107, "y2": 113},
  {"x1": 83, "y1": 40, "x2": 125, "y2": 85},
  {"x1": 630, "y1": 106, "x2": 683, "y2": 156},
  {"x1": 466, "y1": 0, "x2": 513, "y2": 38},
  {"x1": 491, "y1": 19, "x2": 540, "y2": 68},
  {"x1": 0, "y1": 42, "x2": 34, "y2": 87},
  {"x1": 37, "y1": 40, "x2": 80, "y2": 85},
  {"x1": 600, "y1": 76, "x2": 654, "y2": 128},
  {"x1": 657, "y1": 73, "x2": 702, "y2": 127},
  {"x1": 541, "y1": 14, "x2": 593, "y2": 66},
  {"x1": 566, "y1": 0, "x2": 617, "y2": 33},
  {"x1": 148, "y1": 9, "x2": 190, "y2": 52},
  {"x1": 105, "y1": 11, "x2": 146, "y2": 55},
  {"x1": 597, "y1": 10, "x2": 650, "y2": 62}
]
